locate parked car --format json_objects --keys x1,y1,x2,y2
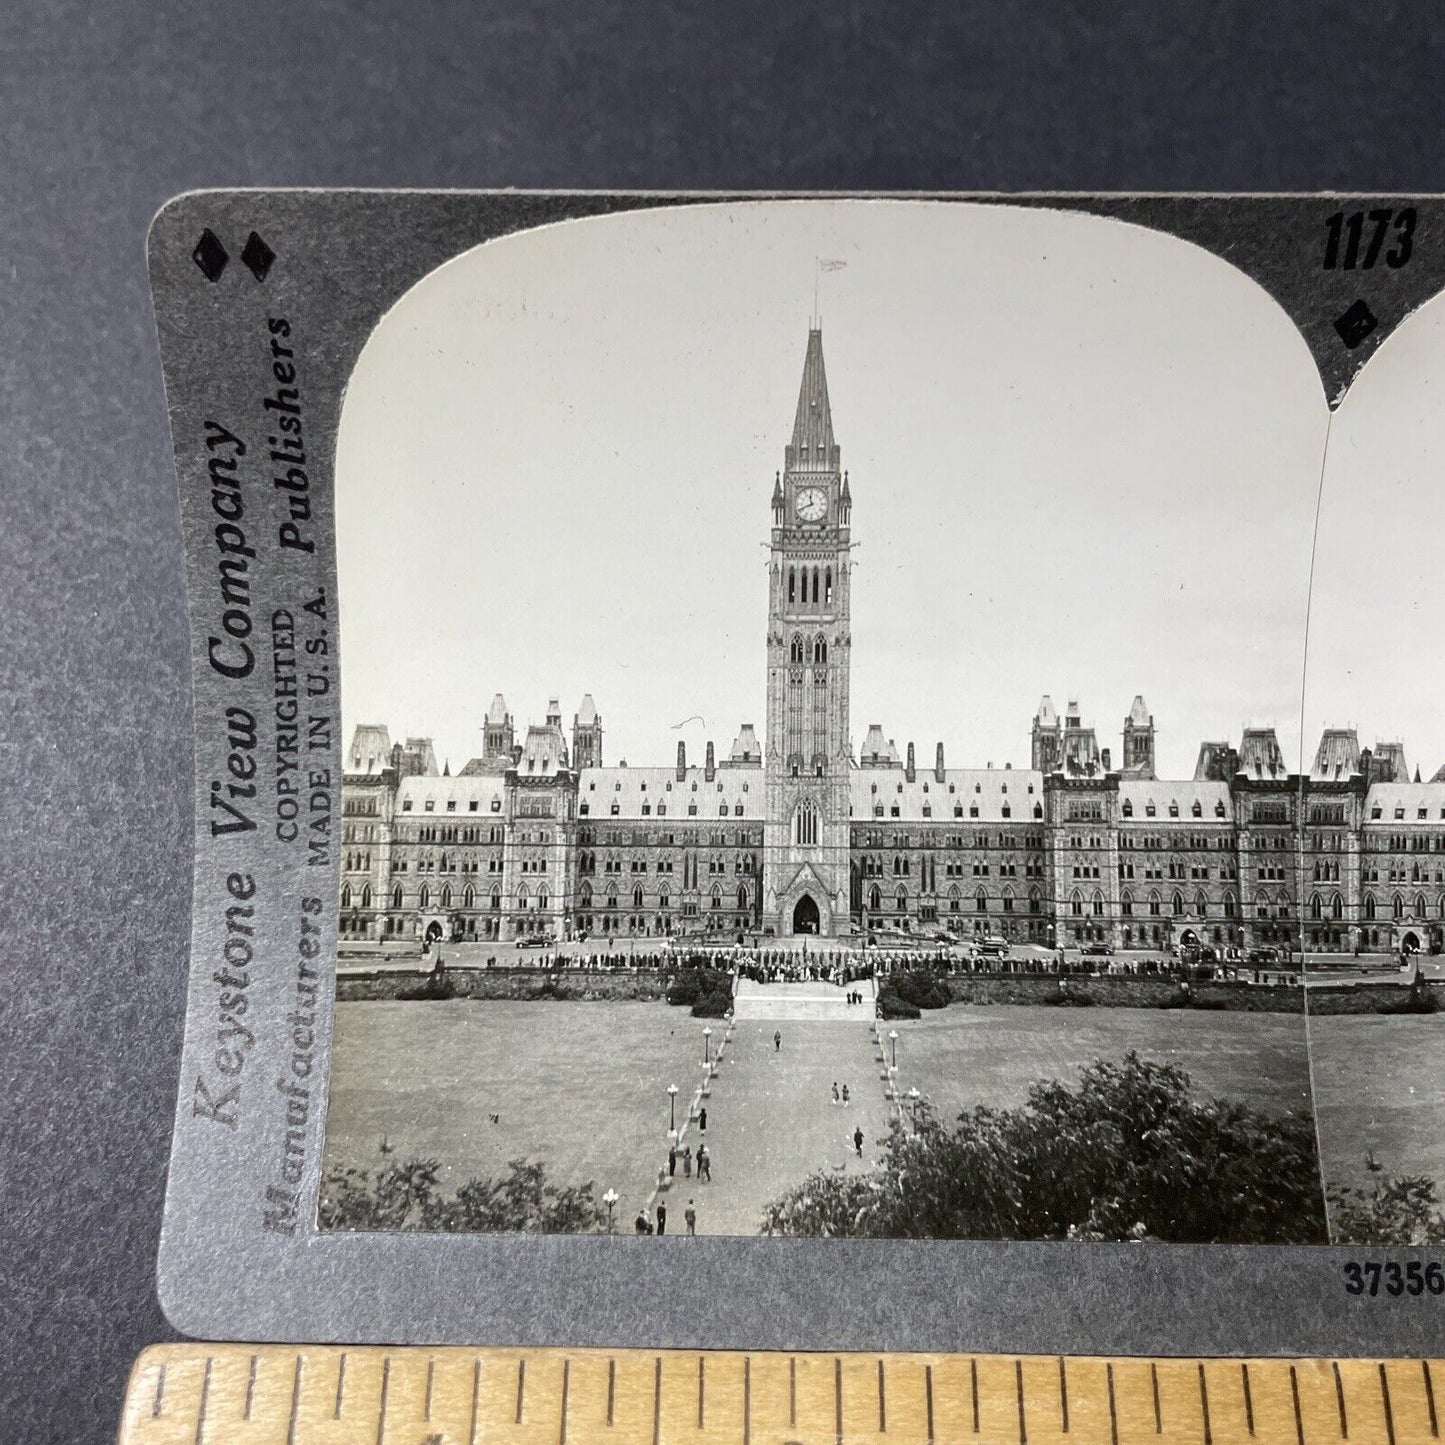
[
  {"x1": 517, "y1": 934, "x2": 553, "y2": 949},
  {"x1": 1081, "y1": 942, "x2": 1114, "y2": 957},
  {"x1": 976, "y1": 937, "x2": 1011, "y2": 957}
]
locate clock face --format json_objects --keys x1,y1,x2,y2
[{"x1": 795, "y1": 486, "x2": 827, "y2": 522}]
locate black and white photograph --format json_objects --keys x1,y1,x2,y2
[{"x1": 317, "y1": 199, "x2": 1406, "y2": 1245}]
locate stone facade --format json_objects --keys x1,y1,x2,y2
[{"x1": 340, "y1": 328, "x2": 1445, "y2": 954}]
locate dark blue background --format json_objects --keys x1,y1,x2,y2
[{"x1": 5, "y1": 4, "x2": 1445, "y2": 1439}]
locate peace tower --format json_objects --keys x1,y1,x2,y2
[{"x1": 761, "y1": 327, "x2": 853, "y2": 937}]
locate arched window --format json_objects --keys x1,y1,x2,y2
[
  {"x1": 1393, "y1": 893, "x2": 1404, "y2": 920},
  {"x1": 790, "y1": 634, "x2": 805, "y2": 664},
  {"x1": 1310, "y1": 894, "x2": 1322, "y2": 919},
  {"x1": 580, "y1": 881, "x2": 592, "y2": 906},
  {"x1": 811, "y1": 566, "x2": 820, "y2": 602},
  {"x1": 606, "y1": 884, "x2": 618, "y2": 910},
  {"x1": 340, "y1": 884, "x2": 352, "y2": 908},
  {"x1": 1028, "y1": 886, "x2": 1042, "y2": 915},
  {"x1": 737, "y1": 885, "x2": 748, "y2": 911},
  {"x1": 1195, "y1": 891, "x2": 1207, "y2": 917},
  {"x1": 897, "y1": 886, "x2": 909, "y2": 912},
  {"x1": 1416, "y1": 894, "x2": 1427, "y2": 919},
  {"x1": 361, "y1": 884, "x2": 372, "y2": 909},
  {"x1": 441, "y1": 884, "x2": 452, "y2": 908},
  {"x1": 1121, "y1": 890, "x2": 1133, "y2": 916},
  {"x1": 825, "y1": 567, "x2": 833, "y2": 605},
  {"x1": 517, "y1": 883, "x2": 529, "y2": 907},
  {"x1": 392, "y1": 884, "x2": 403, "y2": 909},
  {"x1": 1365, "y1": 894, "x2": 1377, "y2": 920},
  {"x1": 788, "y1": 567, "x2": 796, "y2": 603},
  {"x1": 1092, "y1": 890, "x2": 1105, "y2": 916},
  {"x1": 1069, "y1": 889, "x2": 1082, "y2": 916},
  {"x1": 633, "y1": 885, "x2": 644, "y2": 908},
  {"x1": 1223, "y1": 890, "x2": 1236, "y2": 918},
  {"x1": 538, "y1": 888, "x2": 549, "y2": 912},
  {"x1": 794, "y1": 799, "x2": 820, "y2": 846},
  {"x1": 813, "y1": 635, "x2": 827, "y2": 664},
  {"x1": 490, "y1": 887, "x2": 501, "y2": 911},
  {"x1": 463, "y1": 884, "x2": 475, "y2": 908},
  {"x1": 710, "y1": 884, "x2": 722, "y2": 910},
  {"x1": 1149, "y1": 890, "x2": 1161, "y2": 916},
  {"x1": 1002, "y1": 885, "x2": 1015, "y2": 913},
  {"x1": 869, "y1": 884, "x2": 882, "y2": 912},
  {"x1": 419, "y1": 884, "x2": 430, "y2": 909},
  {"x1": 948, "y1": 884, "x2": 961, "y2": 912},
  {"x1": 1331, "y1": 892, "x2": 1343, "y2": 920}
]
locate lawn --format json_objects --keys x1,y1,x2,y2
[
  {"x1": 323, "y1": 1000, "x2": 708, "y2": 1228},
  {"x1": 891, "y1": 1005, "x2": 1313, "y2": 1123},
  {"x1": 1310, "y1": 1014, "x2": 1445, "y2": 1192}
]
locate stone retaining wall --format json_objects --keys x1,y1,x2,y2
[{"x1": 336, "y1": 968, "x2": 670, "y2": 1003}]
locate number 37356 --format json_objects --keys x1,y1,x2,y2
[{"x1": 1344, "y1": 1260, "x2": 1445, "y2": 1296}]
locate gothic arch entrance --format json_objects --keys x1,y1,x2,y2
[{"x1": 792, "y1": 894, "x2": 820, "y2": 935}]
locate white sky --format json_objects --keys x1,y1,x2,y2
[{"x1": 336, "y1": 199, "x2": 1436, "y2": 781}]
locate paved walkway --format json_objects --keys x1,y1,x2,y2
[
  {"x1": 732, "y1": 976, "x2": 876, "y2": 1021},
  {"x1": 663, "y1": 1018, "x2": 891, "y2": 1236}
]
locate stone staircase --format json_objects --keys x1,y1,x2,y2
[{"x1": 730, "y1": 977, "x2": 875, "y2": 1021}]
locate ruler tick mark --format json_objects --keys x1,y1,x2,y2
[
  {"x1": 377, "y1": 1357, "x2": 392, "y2": 1445},
  {"x1": 425, "y1": 1357, "x2": 435, "y2": 1421},
  {"x1": 152, "y1": 1363, "x2": 167, "y2": 1417},
  {"x1": 1060, "y1": 1357, "x2": 1070, "y2": 1433},
  {"x1": 517, "y1": 1359, "x2": 527, "y2": 1424},
  {"x1": 1199, "y1": 1364, "x2": 1213, "y2": 1445},
  {"x1": 335, "y1": 1353, "x2": 348, "y2": 1419},
  {"x1": 744, "y1": 1357, "x2": 752, "y2": 1445},
  {"x1": 878, "y1": 1358, "x2": 887, "y2": 1433},
  {"x1": 699, "y1": 1355, "x2": 706, "y2": 1429},
  {"x1": 835, "y1": 1357, "x2": 844, "y2": 1445},
  {"x1": 1016, "y1": 1359, "x2": 1027, "y2": 1445},
  {"x1": 1291, "y1": 1365, "x2": 1305, "y2": 1445},
  {"x1": 1152, "y1": 1364, "x2": 1163, "y2": 1434},
  {"x1": 287, "y1": 1356, "x2": 304, "y2": 1445},
  {"x1": 469, "y1": 1360, "x2": 482, "y2": 1445},
  {"x1": 1380, "y1": 1364, "x2": 1397, "y2": 1445},
  {"x1": 608, "y1": 1359, "x2": 617, "y2": 1427},
  {"x1": 972, "y1": 1358, "x2": 980, "y2": 1433},
  {"x1": 1334, "y1": 1362, "x2": 1348, "y2": 1438},
  {"x1": 653, "y1": 1356, "x2": 663, "y2": 1445},
  {"x1": 790, "y1": 1357, "x2": 797, "y2": 1429},
  {"x1": 561, "y1": 1358, "x2": 571, "y2": 1445},
  {"x1": 1424, "y1": 1361, "x2": 1439, "y2": 1438},
  {"x1": 194, "y1": 1357, "x2": 213, "y2": 1445},
  {"x1": 1107, "y1": 1365, "x2": 1119, "y2": 1445},
  {"x1": 926, "y1": 1363, "x2": 936, "y2": 1445},
  {"x1": 245, "y1": 1354, "x2": 259, "y2": 1421},
  {"x1": 1242, "y1": 1364, "x2": 1255, "y2": 1437}
]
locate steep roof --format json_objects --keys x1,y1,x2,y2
[
  {"x1": 1126, "y1": 694, "x2": 1152, "y2": 727},
  {"x1": 1311, "y1": 728, "x2": 1362, "y2": 781},
  {"x1": 726, "y1": 724, "x2": 761, "y2": 763},
  {"x1": 485, "y1": 693, "x2": 509, "y2": 725},
  {"x1": 396, "y1": 772, "x2": 507, "y2": 813},
  {"x1": 785, "y1": 328, "x2": 838, "y2": 471},
  {"x1": 1118, "y1": 779, "x2": 1232, "y2": 820},
  {"x1": 859, "y1": 724, "x2": 900, "y2": 766},
  {"x1": 1237, "y1": 728, "x2": 1287, "y2": 780},
  {"x1": 576, "y1": 694, "x2": 598, "y2": 725},
  {"x1": 346, "y1": 724, "x2": 393, "y2": 775},
  {"x1": 1035, "y1": 695, "x2": 1059, "y2": 728},
  {"x1": 852, "y1": 768, "x2": 1045, "y2": 824},
  {"x1": 1364, "y1": 782, "x2": 1445, "y2": 822},
  {"x1": 578, "y1": 767, "x2": 764, "y2": 821}
]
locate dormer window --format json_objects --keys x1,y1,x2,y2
[
  {"x1": 425, "y1": 800, "x2": 435, "y2": 812},
  {"x1": 1122, "y1": 801, "x2": 1133, "y2": 817}
]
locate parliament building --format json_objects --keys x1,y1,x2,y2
[{"x1": 340, "y1": 330, "x2": 1445, "y2": 956}]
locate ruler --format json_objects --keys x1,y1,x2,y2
[{"x1": 117, "y1": 1346, "x2": 1443, "y2": 1445}]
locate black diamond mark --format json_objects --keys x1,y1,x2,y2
[
  {"x1": 192, "y1": 229, "x2": 228, "y2": 282},
  {"x1": 1334, "y1": 299, "x2": 1378, "y2": 350},
  {"x1": 240, "y1": 231, "x2": 275, "y2": 282}
]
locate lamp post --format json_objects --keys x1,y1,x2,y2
[
  {"x1": 906, "y1": 1086, "x2": 922, "y2": 1128},
  {"x1": 702, "y1": 1027, "x2": 714, "y2": 1064},
  {"x1": 603, "y1": 1188, "x2": 618, "y2": 1233},
  {"x1": 667, "y1": 1083, "x2": 679, "y2": 1134},
  {"x1": 888, "y1": 1029, "x2": 899, "y2": 1070}
]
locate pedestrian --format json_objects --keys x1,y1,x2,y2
[
  {"x1": 831, "y1": 1082, "x2": 840, "y2": 1105},
  {"x1": 699, "y1": 1106, "x2": 707, "y2": 1133},
  {"x1": 635, "y1": 1207, "x2": 652, "y2": 1235},
  {"x1": 853, "y1": 1125, "x2": 864, "y2": 1157},
  {"x1": 685, "y1": 1199, "x2": 697, "y2": 1235},
  {"x1": 656, "y1": 1202, "x2": 667, "y2": 1235},
  {"x1": 774, "y1": 1030, "x2": 781, "y2": 1052},
  {"x1": 668, "y1": 1144, "x2": 677, "y2": 1177},
  {"x1": 698, "y1": 1144, "x2": 711, "y2": 1182},
  {"x1": 682, "y1": 1145, "x2": 692, "y2": 1178},
  {"x1": 842, "y1": 1084, "x2": 850, "y2": 1106}
]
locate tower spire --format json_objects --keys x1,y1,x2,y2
[{"x1": 785, "y1": 327, "x2": 838, "y2": 473}]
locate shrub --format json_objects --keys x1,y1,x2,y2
[
  {"x1": 320, "y1": 1155, "x2": 609, "y2": 1234},
  {"x1": 691, "y1": 986, "x2": 733, "y2": 1018},
  {"x1": 891, "y1": 972, "x2": 952, "y2": 1010},
  {"x1": 761, "y1": 1051, "x2": 1327, "y2": 1244},
  {"x1": 667, "y1": 967, "x2": 730, "y2": 1007},
  {"x1": 875, "y1": 986, "x2": 921, "y2": 1020},
  {"x1": 396, "y1": 974, "x2": 459, "y2": 1001},
  {"x1": 1327, "y1": 1155, "x2": 1445, "y2": 1243}
]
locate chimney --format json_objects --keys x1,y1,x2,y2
[
  {"x1": 676, "y1": 740, "x2": 687, "y2": 781},
  {"x1": 1101, "y1": 746, "x2": 1112, "y2": 772},
  {"x1": 905, "y1": 742, "x2": 916, "y2": 783},
  {"x1": 935, "y1": 742, "x2": 945, "y2": 782},
  {"x1": 511, "y1": 743, "x2": 522, "y2": 766},
  {"x1": 705, "y1": 741, "x2": 715, "y2": 781}
]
